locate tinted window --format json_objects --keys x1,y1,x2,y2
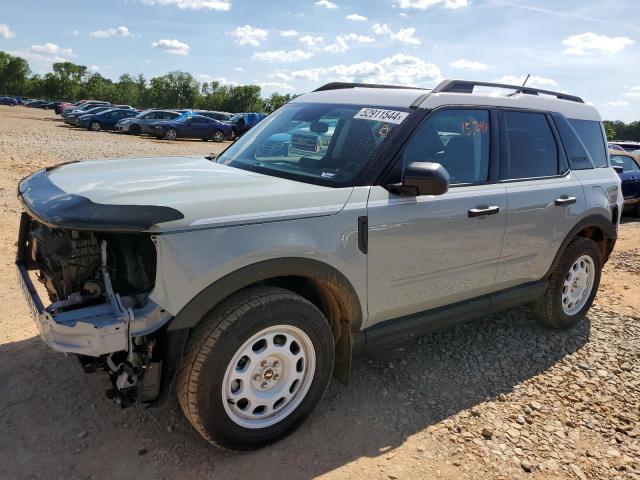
[
  {"x1": 569, "y1": 119, "x2": 608, "y2": 167},
  {"x1": 552, "y1": 114, "x2": 593, "y2": 170},
  {"x1": 610, "y1": 155, "x2": 639, "y2": 172},
  {"x1": 191, "y1": 115, "x2": 210, "y2": 122},
  {"x1": 402, "y1": 109, "x2": 490, "y2": 184},
  {"x1": 504, "y1": 111, "x2": 558, "y2": 179},
  {"x1": 166, "y1": 112, "x2": 180, "y2": 119}
]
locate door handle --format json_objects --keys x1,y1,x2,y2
[
  {"x1": 555, "y1": 196, "x2": 577, "y2": 206},
  {"x1": 468, "y1": 205, "x2": 500, "y2": 218}
]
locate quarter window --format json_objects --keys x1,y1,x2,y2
[
  {"x1": 401, "y1": 109, "x2": 490, "y2": 184},
  {"x1": 569, "y1": 119, "x2": 608, "y2": 168},
  {"x1": 503, "y1": 111, "x2": 558, "y2": 179}
]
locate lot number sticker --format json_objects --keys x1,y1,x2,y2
[{"x1": 354, "y1": 108, "x2": 409, "y2": 124}]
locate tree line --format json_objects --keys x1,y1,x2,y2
[
  {"x1": 0, "y1": 50, "x2": 294, "y2": 113},
  {"x1": 603, "y1": 121, "x2": 640, "y2": 142}
]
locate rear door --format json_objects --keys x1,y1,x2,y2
[
  {"x1": 366, "y1": 108, "x2": 507, "y2": 326},
  {"x1": 496, "y1": 110, "x2": 586, "y2": 290},
  {"x1": 610, "y1": 154, "x2": 640, "y2": 199}
]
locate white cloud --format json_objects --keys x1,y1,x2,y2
[
  {"x1": 229, "y1": 25, "x2": 268, "y2": 46},
  {"x1": 259, "y1": 81, "x2": 295, "y2": 91},
  {"x1": 0, "y1": 24, "x2": 16, "y2": 39},
  {"x1": 623, "y1": 86, "x2": 640, "y2": 98},
  {"x1": 197, "y1": 74, "x2": 238, "y2": 86},
  {"x1": 151, "y1": 38, "x2": 191, "y2": 55},
  {"x1": 289, "y1": 53, "x2": 441, "y2": 86},
  {"x1": 234, "y1": 66, "x2": 244, "y2": 71},
  {"x1": 562, "y1": 32, "x2": 634, "y2": 56},
  {"x1": 8, "y1": 43, "x2": 76, "y2": 68},
  {"x1": 252, "y1": 49, "x2": 314, "y2": 62},
  {"x1": 449, "y1": 58, "x2": 489, "y2": 71},
  {"x1": 315, "y1": 0, "x2": 337, "y2": 8},
  {"x1": 31, "y1": 43, "x2": 75, "y2": 56},
  {"x1": 299, "y1": 35, "x2": 324, "y2": 48},
  {"x1": 495, "y1": 75, "x2": 558, "y2": 88},
  {"x1": 270, "y1": 72, "x2": 292, "y2": 81},
  {"x1": 604, "y1": 100, "x2": 629, "y2": 108},
  {"x1": 324, "y1": 33, "x2": 374, "y2": 52},
  {"x1": 69, "y1": 30, "x2": 81, "y2": 36},
  {"x1": 346, "y1": 14, "x2": 367, "y2": 21},
  {"x1": 372, "y1": 24, "x2": 420, "y2": 45},
  {"x1": 89, "y1": 26, "x2": 134, "y2": 38},
  {"x1": 280, "y1": 30, "x2": 299, "y2": 37},
  {"x1": 88, "y1": 65, "x2": 103, "y2": 73},
  {"x1": 142, "y1": 0, "x2": 231, "y2": 10},
  {"x1": 396, "y1": 0, "x2": 468, "y2": 9}
]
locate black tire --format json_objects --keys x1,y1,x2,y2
[
  {"x1": 89, "y1": 121, "x2": 101, "y2": 132},
  {"x1": 164, "y1": 128, "x2": 177, "y2": 140},
  {"x1": 177, "y1": 286, "x2": 334, "y2": 450},
  {"x1": 129, "y1": 124, "x2": 141, "y2": 135},
  {"x1": 533, "y1": 237, "x2": 602, "y2": 329},
  {"x1": 212, "y1": 130, "x2": 225, "y2": 142}
]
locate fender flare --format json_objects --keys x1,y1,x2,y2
[
  {"x1": 166, "y1": 257, "x2": 363, "y2": 333},
  {"x1": 545, "y1": 214, "x2": 617, "y2": 278}
]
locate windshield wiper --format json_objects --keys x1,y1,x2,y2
[{"x1": 205, "y1": 153, "x2": 219, "y2": 161}]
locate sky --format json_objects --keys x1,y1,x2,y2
[{"x1": 0, "y1": 0, "x2": 638, "y2": 121}]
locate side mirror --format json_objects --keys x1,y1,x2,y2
[
  {"x1": 612, "y1": 165, "x2": 624, "y2": 174},
  {"x1": 387, "y1": 162, "x2": 450, "y2": 196}
]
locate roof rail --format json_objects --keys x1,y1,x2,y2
[
  {"x1": 432, "y1": 79, "x2": 584, "y2": 104},
  {"x1": 314, "y1": 82, "x2": 426, "y2": 92}
]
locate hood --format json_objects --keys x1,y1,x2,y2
[{"x1": 18, "y1": 156, "x2": 353, "y2": 233}]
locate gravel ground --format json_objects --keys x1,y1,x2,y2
[{"x1": 0, "y1": 106, "x2": 638, "y2": 480}]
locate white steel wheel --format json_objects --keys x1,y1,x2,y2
[
  {"x1": 561, "y1": 254, "x2": 595, "y2": 316},
  {"x1": 222, "y1": 324, "x2": 316, "y2": 429}
]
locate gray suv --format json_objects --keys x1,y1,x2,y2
[{"x1": 15, "y1": 79, "x2": 622, "y2": 450}]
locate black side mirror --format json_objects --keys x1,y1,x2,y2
[
  {"x1": 387, "y1": 162, "x2": 450, "y2": 196},
  {"x1": 612, "y1": 165, "x2": 624, "y2": 174}
]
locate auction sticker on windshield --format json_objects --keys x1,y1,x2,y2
[{"x1": 353, "y1": 108, "x2": 409, "y2": 124}]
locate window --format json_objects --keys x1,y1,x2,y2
[
  {"x1": 569, "y1": 119, "x2": 608, "y2": 168},
  {"x1": 401, "y1": 109, "x2": 490, "y2": 184},
  {"x1": 610, "y1": 155, "x2": 640, "y2": 172},
  {"x1": 504, "y1": 111, "x2": 558, "y2": 179}
]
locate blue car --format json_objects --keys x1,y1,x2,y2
[
  {"x1": 147, "y1": 113, "x2": 235, "y2": 142},
  {"x1": 0, "y1": 96, "x2": 18, "y2": 106},
  {"x1": 223, "y1": 112, "x2": 267, "y2": 137},
  {"x1": 77, "y1": 108, "x2": 139, "y2": 131},
  {"x1": 610, "y1": 149, "x2": 640, "y2": 216},
  {"x1": 63, "y1": 105, "x2": 113, "y2": 126}
]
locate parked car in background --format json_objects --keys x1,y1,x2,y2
[
  {"x1": 147, "y1": 113, "x2": 234, "y2": 141},
  {"x1": 223, "y1": 112, "x2": 266, "y2": 136},
  {"x1": 41, "y1": 101, "x2": 58, "y2": 109},
  {"x1": 610, "y1": 141, "x2": 640, "y2": 153},
  {"x1": 610, "y1": 149, "x2": 640, "y2": 216},
  {"x1": 195, "y1": 110, "x2": 232, "y2": 121},
  {"x1": 25, "y1": 99, "x2": 49, "y2": 108},
  {"x1": 0, "y1": 96, "x2": 18, "y2": 105},
  {"x1": 255, "y1": 119, "x2": 338, "y2": 158},
  {"x1": 116, "y1": 109, "x2": 181, "y2": 135},
  {"x1": 63, "y1": 105, "x2": 113, "y2": 125},
  {"x1": 77, "y1": 108, "x2": 139, "y2": 131},
  {"x1": 63, "y1": 101, "x2": 110, "y2": 115},
  {"x1": 55, "y1": 100, "x2": 87, "y2": 115}
]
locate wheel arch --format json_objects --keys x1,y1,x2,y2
[
  {"x1": 546, "y1": 214, "x2": 617, "y2": 278},
  {"x1": 165, "y1": 257, "x2": 364, "y2": 383}
]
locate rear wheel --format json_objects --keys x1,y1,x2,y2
[
  {"x1": 90, "y1": 121, "x2": 102, "y2": 132},
  {"x1": 129, "y1": 124, "x2": 141, "y2": 135},
  {"x1": 533, "y1": 237, "x2": 601, "y2": 329},
  {"x1": 212, "y1": 130, "x2": 225, "y2": 142},
  {"x1": 177, "y1": 287, "x2": 334, "y2": 450},
  {"x1": 164, "y1": 128, "x2": 177, "y2": 140}
]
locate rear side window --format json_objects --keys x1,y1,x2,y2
[
  {"x1": 569, "y1": 119, "x2": 608, "y2": 168},
  {"x1": 401, "y1": 109, "x2": 491, "y2": 184},
  {"x1": 503, "y1": 111, "x2": 558, "y2": 179},
  {"x1": 611, "y1": 155, "x2": 640, "y2": 172}
]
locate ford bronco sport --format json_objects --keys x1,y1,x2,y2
[{"x1": 16, "y1": 79, "x2": 621, "y2": 450}]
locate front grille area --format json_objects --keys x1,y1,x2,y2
[{"x1": 291, "y1": 133, "x2": 319, "y2": 153}]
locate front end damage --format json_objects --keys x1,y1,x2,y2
[{"x1": 16, "y1": 212, "x2": 172, "y2": 407}]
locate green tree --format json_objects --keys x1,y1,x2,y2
[
  {"x1": 264, "y1": 92, "x2": 293, "y2": 112},
  {"x1": 0, "y1": 51, "x2": 31, "y2": 95},
  {"x1": 52, "y1": 61, "x2": 87, "y2": 99},
  {"x1": 603, "y1": 121, "x2": 616, "y2": 141}
]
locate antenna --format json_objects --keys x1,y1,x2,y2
[
  {"x1": 521, "y1": 74, "x2": 530, "y2": 87},
  {"x1": 506, "y1": 74, "x2": 531, "y2": 97}
]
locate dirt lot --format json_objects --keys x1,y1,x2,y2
[{"x1": 0, "y1": 106, "x2": 638, "y2": 480}]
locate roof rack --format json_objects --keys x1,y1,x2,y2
[
  {"x1": 314, "y1": 82, "x2": 426, "y2": 92},
  {"x1": 431, "y1": 79, "x2": 584, "y2": 104}
]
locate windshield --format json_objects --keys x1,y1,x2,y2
[{"x1": 216, "y1": 102, "x2": 409, "y2": 186}]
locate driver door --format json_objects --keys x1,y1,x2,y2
[{"x1": 366, "y1": 108, "x2": 507, "y2": 327}]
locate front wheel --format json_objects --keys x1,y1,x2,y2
[
  {"x1": 533, "y1": 237, "x2": 602, "y2": 329},
  {"x1": 90, "y1": 121, "x2": 102, "y2": 132},
  {"x1": 177, "y1": 287, "x2": 334, "y2": 450},
  {"x1": 129, "y1": 124, "x2": 141, "y2": 135}
]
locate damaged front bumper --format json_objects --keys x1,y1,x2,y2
[{"x1": 17, "y1": 261, "x2": 172, "y2": 356}]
